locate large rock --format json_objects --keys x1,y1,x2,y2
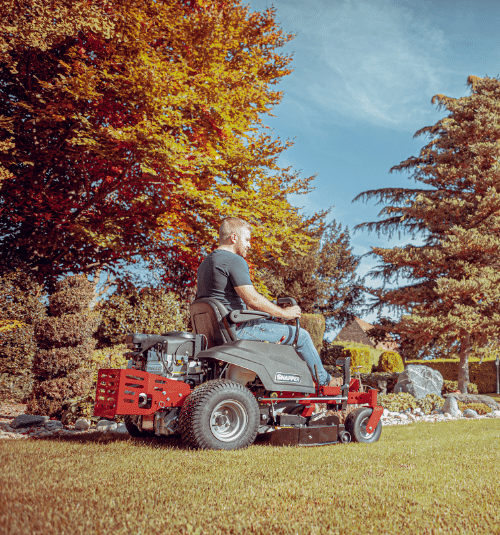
[
  {"x1": 445, "y1": 393, "x2": 500, "y2": 411},
  {"x1": 394, "y1": 365, "x2": 443, "y2": 400},
  {"x1": 10, "y1": 414, "x2": 49, "y2": 429},
  {"x1": 442, "y1": 396, "x2": 461, "y2": 417}
]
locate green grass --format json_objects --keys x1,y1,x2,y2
[{"x1": 2, "y1": 419, "x2": 500, "y2": 535}]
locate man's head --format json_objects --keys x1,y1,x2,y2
[{"x1": 219, "y1": 217, "x2": 252, "y2": 258}]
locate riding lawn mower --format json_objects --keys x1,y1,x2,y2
[{"x1": 94, "y1": 297, "x2": 383, "y2": 450}]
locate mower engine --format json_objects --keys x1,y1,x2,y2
[{"x1": 125, "y1": 332, "x2": 206, "y2": 388}]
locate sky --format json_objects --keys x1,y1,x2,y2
[{"x1": 246, "y1": 0, "x2": 500, "y2": 330}]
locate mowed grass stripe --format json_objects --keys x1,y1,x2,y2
[{"x1": 1, "y1": 419, "x2": 500, "y2": 535}]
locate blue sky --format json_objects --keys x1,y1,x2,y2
[{"x1": 246, "y1": 0, "x2": 500, "y2": 329}]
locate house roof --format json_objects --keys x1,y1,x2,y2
[{"x1": 335, "y1": 317, "x2": 399, "y2": 352}]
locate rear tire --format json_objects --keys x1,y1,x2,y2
[
  {"x1": 345, "y1": 407, "x2": 382, "y2": 443},
  {"x1": 179, "y1": 379, "x2": 260, "y2": 450}
]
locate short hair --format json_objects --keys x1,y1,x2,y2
[{"x1": 219, "y1": 217, "x2": 252, "y2": 244}]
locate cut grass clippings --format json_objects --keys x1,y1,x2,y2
[{"x1": 1, "y1": 419, "x2": 500, "y2": 535}]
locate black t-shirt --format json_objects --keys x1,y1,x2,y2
[{"x1": 196, "y1": 249, "x2": 252, "y2": 311}]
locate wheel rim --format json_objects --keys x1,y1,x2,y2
[
  {"x1": 210, "y1": 399, "x2": 248, "y2": 442},
  {"x1": 359, "y1": 415, "x2": 376, "y2": 439}
]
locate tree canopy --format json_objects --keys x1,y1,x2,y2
[
  {"x1": 0, "y1": 0, "x2": 323, "y2": 290},
  {"x1": 355, "y1": 76, "x2": 500, "y2": 392},
  {"x1": 259, "y1": 220, "x2": 363, "y2": 330}
]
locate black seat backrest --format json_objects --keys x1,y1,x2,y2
[{"x1": 190, "y1": 298, "x2": 238, "y2": 348}]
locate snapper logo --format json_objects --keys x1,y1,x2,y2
[{"x1": 275, "y1": 372, "x2": 301, "y2": 384}]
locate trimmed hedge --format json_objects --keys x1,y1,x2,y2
[
  {"x1": 407, "y1": 358, "x2": 499, "y2": 394},
  {"x1": 0, "y1": 271, "x2": 47, "y2": 402},
  {"x1": 300, "y1": 314, "x2": 325, "y2": 354},
  {"x1": 341, "y1": 346, "x2": 371, "y2": 373},
  {"x1": 377, "y1": 351, "x2": 404, "y2": 373},
  {"x1": 96, "y1": 287, "x2": 186, "y2": 348},
  {"x1": 321, "y1": 341, "x2": 382, "y2": 371},
  {"x1": 27, "y1": 275, "x2": 98, "y2": 418}
]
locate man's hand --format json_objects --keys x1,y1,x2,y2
[
  {"x1": 235, "y1": 285, "x2": 301, "y2": 320},
  {"x1": 281, "y1": 305, "x2": 301, "y2": 320}
]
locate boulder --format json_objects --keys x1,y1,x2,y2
[
  {"x1": 96, "y1": 420, "x2": 117, "y2": 432},
  {"x1": 444, "y1": 393, "x2": 500, "y2": 411},
  {"x1": 74, "y1": 418, "x2": 91, "y2": 431},
  {"x1": 44, "y1": 420, "x2": 63, "y2": 431},
  {"x1": 394, "y1": 365, "x2": 443, "y2": 400},
  {"x1": 10, "y1": 414, "x2": 49, "y2": 429},
  {"x1": 442, "y1": 396, "x2": 461, "y2": 417},
  {"x1": 463, "y1": 409, "x2": 479, "y2": 419}
]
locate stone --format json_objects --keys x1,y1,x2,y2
[
  {"x1": 442, "y1": 396, "x2": 462, "y2": 417},
  {"x1": 74, "y1": 418, "x2": 91, "y2": 431},
  {"x1": 96, "y1": 420, "x2": 117, "y2": 432},
  {"x1": 463, "y1": 409, "x2": 479, "y2": 419},
  {"x1": 491, "y1": 410, "x2": 500, "y2": 418},
  {"x1": 44, "y1": 420, "x2": 63, "y2": 431},
  {"x1": 382, "y1": 409, "x2": 390, "y2": 418},
  {"x1": 10, "y1": 414, "x2": 49, "y2": 429},
  {"x1": 394, "y1": 365, "x2": 443, "y2": 399},
  {"x1": 444, "y1": 393, "x2": 500, "y2": 411}
]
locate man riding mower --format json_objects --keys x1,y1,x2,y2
[{"x1": 94, "y1": 296, "x2": 382, "y2": 450}]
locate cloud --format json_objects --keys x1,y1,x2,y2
[{"x1": 268, "y1": 0, "x2": 449, "y2": 129}]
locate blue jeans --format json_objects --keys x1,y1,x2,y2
[{"x1": 236, "y1": 319, "x2": 331, "y2": 385}]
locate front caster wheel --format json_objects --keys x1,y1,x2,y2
[
  {"x1": 179, "y1": 379, "x2": 260, "y2": 450},
  {"x1": 123, "y1": 415, "x2": 154, "y2": 438},
  {"x1": 345, "y1": 407, "x2": 382, "y2": 443}
]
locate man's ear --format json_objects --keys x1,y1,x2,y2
[{"x1": 230, "y1": 233, "x2": 238, "y2": 244}]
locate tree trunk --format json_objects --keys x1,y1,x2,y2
[{"x1": 458, "y1": 333, "x2": 471, "y2": 394}]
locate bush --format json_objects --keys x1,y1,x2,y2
[
  {"x1": 377, "y1": 351, "x2": 404, "y2": 373},
  {"x1": 58, "y1": 344, "x2": 129, "y2": 422},
  {"x1": 341, "y1": 346, "x2": 371, "y2": 373},
  {"x1": 321, "y1": 340, "x2": 382, "y2": 371},
  {"x1": 301, "y1": 314, "x2": 325, "y2": 353},
  {"x1": 0, "y1": 270, "x2": 47, "y2": 402},
  {"x1": 442, "y1": 380, "x2": 478, "y2": 395},
  {"x1": 460, "y1": 402, "x2": 492, "y2": 415},
  {"x1": 378, "y1": 392, "x2": 445, "y2": 414},
  {"x1": 96, "y1": 287, "x2": 187, "y2": 348},
  {"x1": 27, "y1": 275, "x2": 99, "y2": 418}
]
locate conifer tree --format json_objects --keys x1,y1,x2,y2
[
  {"x1": 260, "y1": 220, "x2": 363, "y2": 330},
  {"x1": 355, "y1": 76, "x2": 500, "y2": 393}
]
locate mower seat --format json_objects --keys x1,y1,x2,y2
[{"x1": 189, "y1": 298, "x2": 270, "y2": 349}]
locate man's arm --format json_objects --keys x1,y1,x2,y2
[{"x1": 235, "y1": 285, "x2": 301, "y2": 320}]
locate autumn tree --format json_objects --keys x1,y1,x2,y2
[
  {"x1": 354, "y1": 76, "x2": 500, "y2": 393},
  {"x1": 0, "y1": 0, "x2": 323, "y2": 291},
  {"x1": 259, "y1": 220, "x2": 363, "y2": 330}
]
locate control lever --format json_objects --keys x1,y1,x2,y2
[{"x1": 277, "y1": 297, "x2": 300, "y2": 348}]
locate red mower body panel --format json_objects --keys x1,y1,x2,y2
[{"x1": 94, "y1": 369, "x2": 192, "y2": 419}]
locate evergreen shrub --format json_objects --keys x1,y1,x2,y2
[
  {"x1": 27, "y1": 275, "x2": 99, "y2": 418},
  {"x1": 377, "y1": 351, "x2": 404, "y2": 373},
  {"x1": 321, "y1": 341, "x2": 382, "y2": 370},
  {"x1": 459, "y1": 402, "x2": 492, "y2": 415},
  {"x1": 378, "y1": 392, "x2": 445, "y2": 414},
  {"x1": 300, "y1": 313, "x2": 325, "y2": 353},
  {"x1": 0, "y1": 270, "x2": 46, "y2": 402},
  {"x1": 96, "y1": 287, "x2": 186, "y2": 347},
  {"x1": 341, "y1": 346, "x2": 371, "y2": 373},
  {"x1": 442, "y1": 380, "x2": 478, "y2": 395}
]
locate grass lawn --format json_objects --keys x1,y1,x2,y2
[{"x1": 1, "y1": 419, "x2": 500, "y2": 535}]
